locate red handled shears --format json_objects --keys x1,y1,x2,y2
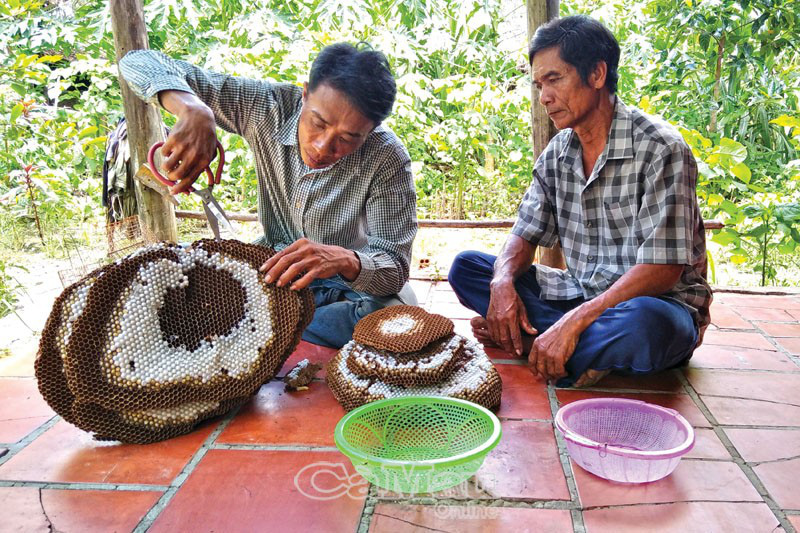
[{"x1": 148, "y1": 140, "x2": 237, "y2": 240}]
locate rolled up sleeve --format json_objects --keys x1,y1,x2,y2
[{"x1": 349, "y1": 148, "x2": 417, "y2": 296}]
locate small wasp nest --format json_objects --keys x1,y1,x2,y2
[
  {"x1": 327, "y1": 306, "x2": 502, "y2": 411},
  {"x1": 36, "y1": 239, "x2": 314, "y2": 444}
]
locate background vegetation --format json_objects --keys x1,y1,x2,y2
[{"x1": 0, "y1": 0, "x2": 799, "y2": 317}]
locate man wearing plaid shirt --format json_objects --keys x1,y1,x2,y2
[
  {"x1": 449, "y1": 15, "x2": 712, "y2": 387},
  {"x1": 120, "y1": 43, "x2": 417, "y2": 348}
]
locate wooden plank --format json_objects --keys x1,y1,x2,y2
[{"x1": 110, "y1": 0, "x2": 177, "y2": 243}]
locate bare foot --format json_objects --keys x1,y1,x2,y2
[
  {"x1": 573, "y1": 368, "x2": 611, "y2": 388},
  {"x1": 470, "y1": 316, "x2": 534, "y2": 356},
  {"x1": 470, "y1": 316, "x2": 498, "y2": 347}
]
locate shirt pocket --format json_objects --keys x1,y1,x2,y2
[{"x1": 603, "y1": 198, "x2": 637, "y2": 243}]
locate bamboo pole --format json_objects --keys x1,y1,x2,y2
[{"x1": 110, "y1": 0, "x2": 177, "y2": 243}]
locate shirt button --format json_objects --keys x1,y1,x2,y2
[
  {"x1": 295, "y1": 201, "x2": 301, "y2": 209},
  {"x1": 588, "y1": 255, "x2": 595, "y2": 261},
  {"x1": 586, "y1": 221, "x2": 593, "y2": 228}
]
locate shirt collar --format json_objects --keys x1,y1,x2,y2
[
  {"x1": 274, "y1": 106, "x2": 301, "y2": 146},
  {"x1": 557, "y1": 97, "x2": 634, "y2": 163},
  {"x1": 606, "y1": 98, "x2": 634, "y2": 161}
]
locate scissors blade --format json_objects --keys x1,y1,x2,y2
[
  {"x1": 195, "y1": 188, "x2": 237, "y2": 239},
  {"x1": 200, "y1": 199, "x2": 222, "y2": 239}
]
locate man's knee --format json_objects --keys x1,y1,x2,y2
[
  {"x1": 448, "y1": 250, "x2": 492, "y2": 291},
  {"x1": 620, "y1": 297, "x2": 685, "y2": 331},
  {"x1": 449, "y1": 250, "x2": 481, "y2": 277},
  {"x1": 603, "y1": 296, "x2": 696, "y2": 365}
]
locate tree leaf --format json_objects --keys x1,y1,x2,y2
[
  {"x1": 78, "y1": 126, "x2": 98, "y2": 139},
  {"x1": 731, "y1": 162, "x2": 751, "y2": 183},
  {"x1": 747, "y1": 224, "x2": 769, "y2": 238},
  {"x1": 716, "y1": 138, "x2": 748, "y2": 163},
  {"x1": 770, "y1": 114, "x2": 800, "y2": 128},
  {"x1": 711, "y1": 229, "x2": 740, "y2": 246},
  {"x1": 10, "y1": 103, "x2": 23, "y2": 124}
]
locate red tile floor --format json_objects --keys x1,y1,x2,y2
[{"x1": 1, "y1": 281, "x2": 800, "y2": 532}]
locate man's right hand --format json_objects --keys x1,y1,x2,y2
[
  {"x1": 486, "y1": 278, "x2": 538, "y2": 356},
  {"x1": 157, "y1": 90, "x2": 219, "y2": 194}
]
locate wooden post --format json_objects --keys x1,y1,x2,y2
[
  {"x1": 526, "y1": 0, "x2": 566, "y2": 269},
  {"x1": 110, "y1": 0, "x2": 177, "y2": 243}
]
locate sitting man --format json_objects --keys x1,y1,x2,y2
[
  {"x1": 448, "y1": 15, "x2": 712, "y2": 387},
  {"x1": 120, "y1": 43, "x2": 417, "y2": 348}
]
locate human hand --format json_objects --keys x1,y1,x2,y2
[
  {"x1": 157, "y1": 91, "x2": 218, "y2": 194},
  {"x1": 258, "y1": 238, "x2": 361, "y2": 290},
  {"x1": 486, "y1": 279, "x2": 537, "y2": 356},
  {"x1": 527, "y1": 313, "x2": 581, "y2": 381}
]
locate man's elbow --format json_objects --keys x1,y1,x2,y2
[{"x1": 658, "y1": 264, "x2": 684, "y2": 292}]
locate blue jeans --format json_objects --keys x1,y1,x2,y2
[
  {"x1": 448, "y1": 251, "x2": 698, "y2": 387},
  {"x1": 301, "y1": 277, "x2": 416, "y2": 348}
]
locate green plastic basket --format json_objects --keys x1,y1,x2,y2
[{"x1": 334, "y1": 396, "x2": 502, "y2": 494}]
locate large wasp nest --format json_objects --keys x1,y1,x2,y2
[
  {"x1": 327, "y1": 306, "x2": 502, "y2": 411},
  {"x1": 36, "y1": 239, "x2": 314, "y2": 444}
]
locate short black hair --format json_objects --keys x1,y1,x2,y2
[
  {"x1": 528, "y1": 15, "x2": 620, "y2": 95},
  {"x1": 308, "y1": 42, "x2": 396, "y2": 125}
]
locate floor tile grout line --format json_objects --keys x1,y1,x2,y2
[
  {"x1": 0, "y1": 480, "x2": 168, "y2": 491},
  {"x1": 492, "y1": 359, "x2": 527, "y2": 365},
  {"x1": 498, "y1": 417, "x2": 553, "y2": 423},
  {"x1": 686, "y1": 366, "x2": 800, "y2": 376},
  {"x1": 0, "y1": 415, "x2": 59, "y2": 469},
  {"x1": 132, "y1": 407, "x2": 240, "y2": 533},
  {"x1": 567, "y1": 386, "x2": 685, "y2": 395},
  {"x1": 357, "y1": 484, "x2": 379, "y2": 533},
  {"x1": 693, "y1": 393, "x2": 800, "y2": 409},
  {"x1": 687, "y1": 366, "x2": 800, "y2": 374},
  {"x1": 676, "y1": 369, "x2": 795, "y2": 533},
  {"x1": 717, "y1": 424, "x2": 800, "y2": 430},
  {"x1": 369, "y1": 497, "x2": 580, "y2": 510},
  {"x1": 211, "y1": 444, "x2": 339, "y2": 452},
  {"x1": 582, "y1": 499, "x2": 785, "y2": 511},
  {"x1": 749, "y1": 324, "x2": 800, "y2": 362},
  {"x1": 746, "y1": 454, "x2": 800, "y2": 467},
  {"x1": 546, "y1": 381, "x2": 586, "y2": 533}
]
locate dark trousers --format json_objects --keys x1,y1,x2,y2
[{"x1": 447, "y1": 251, "x2": 697, "y2": 387}]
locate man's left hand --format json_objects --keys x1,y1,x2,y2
[
  {"x1": 528, "y1": 312, "x2": 583, "y2": 381},
  {"x1": 259, "y1": 238, "x2": 361, "y2": 290}
]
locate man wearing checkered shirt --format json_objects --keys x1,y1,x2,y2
[
  {"x1": 448, "y1": 15, "x2": 712, "y2": 387},
  {"x1": 120, "y1": 43, "x2": 417, "y2": 348}
]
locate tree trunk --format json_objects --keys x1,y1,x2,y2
[
  {"x1": 110, "y1": 0, "x2": 177, "y2": 243},
  {"x1": 527, "y1": 0, "x2": 566, "y2": 269}
]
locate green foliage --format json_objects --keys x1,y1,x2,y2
[
  {"x1": 0, "y1": 0, "x2": 113, "y2": 248},
  {"x1": 567, "y1": 0, "x2": 800, "y2": 286},
  {"x1": 133, "y1": 0, "x2": 535, "y2": 219},
  {"x1": 0, "y1": 257, "x2": 25, "y2": 319},
  {"x1": 1, "y1": 0, "x2": 799, "y2": 286}
]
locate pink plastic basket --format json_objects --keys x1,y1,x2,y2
[{"x1": 555, "y1": 398, "x2": 694, "y2": 483}]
